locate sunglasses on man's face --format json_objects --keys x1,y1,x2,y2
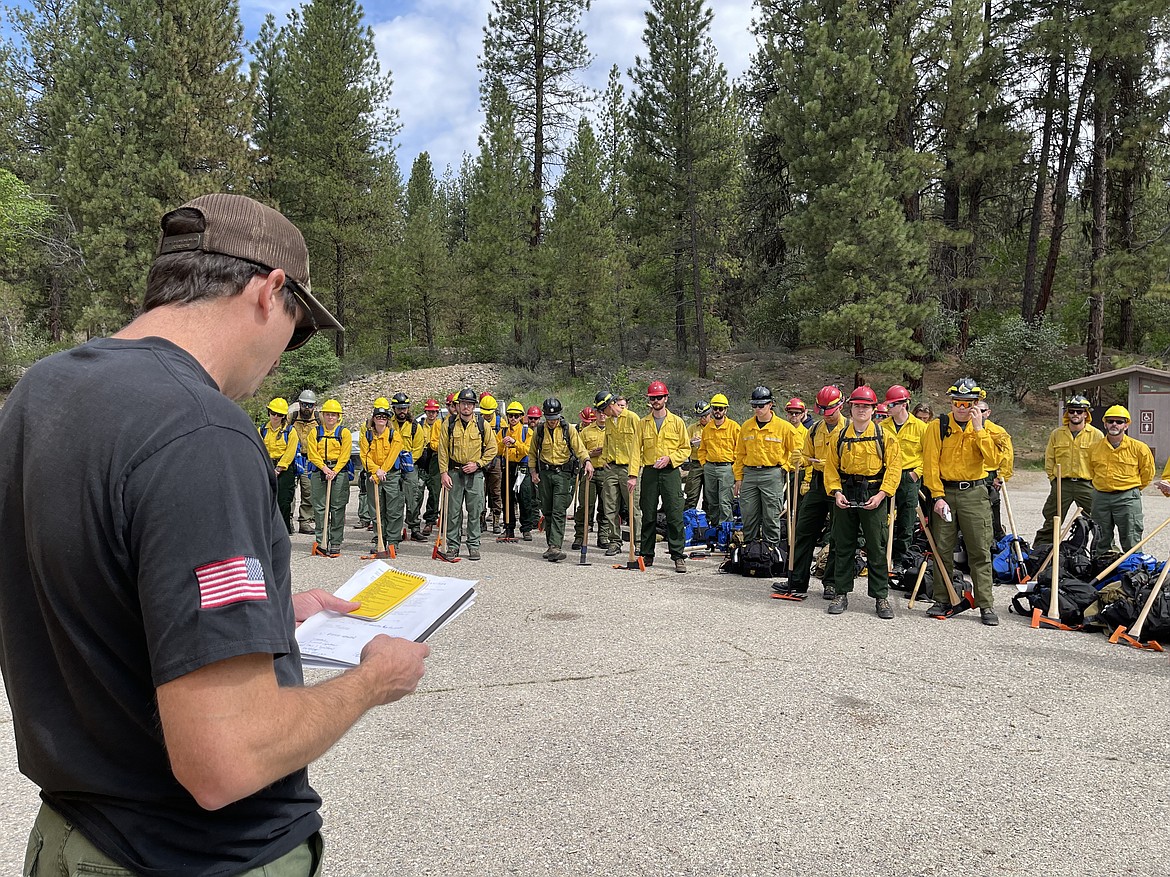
[
  {"x1": 283, "y1": 282, "x2": 320, "y2": 351},
  {"x1": 952, "y1": 400, "x2": 974, "y2": 410},
  {"x1": 507, "y1": 413, "x2": 521, "y2": 419},
  {"x1": 1104, "y1": 418, "x2": 1127, "y2": 425},
  {"x1": 1067, "y1": 409, "x2": 1087, "y2": 415},
  {"x1": 751, "y1": 401, "x2": 771, "y2": 409},
  {"x1": 648, "y1": 394, "x2": 667, "y2": 401},
  {"x1": 712, "y1": 407, "x2": 727, "y2": 412}
]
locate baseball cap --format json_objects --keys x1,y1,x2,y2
[{"x1": 156, "y1": 194, "x2": 344, "y2": 350}]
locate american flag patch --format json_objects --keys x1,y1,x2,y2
[{"x1": 194, "y1": 556, "x2": 268, "y2": 609}]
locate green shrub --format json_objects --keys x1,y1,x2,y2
[{"x1": 965, "y1": 314, "x2": 1087, "y2": 404}]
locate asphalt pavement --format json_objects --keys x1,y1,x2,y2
[{"x1": 2, "y1": 471, "x2": 1168, "y2": 876}]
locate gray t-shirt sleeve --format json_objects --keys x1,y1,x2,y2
[{"x1": 124, "y1": 425, "x2": 295, "y2": 686}]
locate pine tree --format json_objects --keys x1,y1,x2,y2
[
  {"x1": 762, "y1": 0, "x2": 931, "y2": 382},
  {"x1": 627, "y1": 0, "x2": 736, "y2": 376},
  {"x1": 402, "y1": 152, "x2": 451, "y2": 355},
  {"x1": 253, "y1": 0, "x2": 399, "y2": 357}
]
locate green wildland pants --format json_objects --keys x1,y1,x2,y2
[
  {"x1": 639, "y1": 466, "x2": 685, "y2": 561},
  {"x1": 930, "y1": 484, "x2": 994, "y2": 609}
]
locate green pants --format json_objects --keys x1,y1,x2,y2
[
  {"x1": 572, "y1": 470, "x2": 601, "y2": 543},
  {"x1": 891, "y1": 470, "x2": 919, "y2": 565},
  {"x1": 356, "y1": 471, "x2": 373, "y2": 525},
  {"x1": 789, "y1": 473, "x2": 837, "y2": 590},
  {"x1": 25, "y1": 802, "x2": 323, "y2": 877},
  {"x1": 538, "y1": 467, "x2": 574, "y2": 549},
  {"x1": 484, "y1": 457, "x2": 503, "y2": 518},
  {"x1": 930, "y1": 485, "x2": 994, "y2": 609},
  {"x1": 368, "y1": 472, "x2": 404, "y2": 546},
  {"x1": 704, "y1": 462, "x2": 735, "y2": 527},
  {"x1": 275, "y1": 465, "x2": 297, "y2": 534},
  {"x1": 832, "y1": 500, "x2": 890, "y2": 597},
  {"x1": 296, "y1": 472, "x2": 313, "y2": 529},
  {"x1": 445, "y1": 469, "x2": 485, "y2": 554},
  {"x1": 400, "y1": 468, "x2": 422, "y2": 533},
  {"x1": 1091, "y1": 487, "x2": 1143, "y2": 557},
  {"x1": 639, "y1": 466, "x2": 685, "y2": 560},
  {"x1": 423, "y1": 457, "x2": 441, "y2": 525},
  {"x1": 684, "y1": 462, "x2": 705, "y2": 511},
  {"x1": 740, "y1": 466, "x2": 785, "y2": 545},
  {"x1": 1034, "y1": 478, "x2": 1096, "y2": 545},
  {"x1": 516, "y1": 464, "x2": 538, "y2": 534},
  {"x1": 598, "y1": 465, "x2": 640, "y2": 549},
  {"x1": 311, "y1": 470, "x2": 350, "y2": 552}
]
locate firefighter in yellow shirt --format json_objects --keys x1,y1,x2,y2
[
  {"x1": 685, "y1": 401, "x2": 712, "y2": 513},
  {"x1": 305, "y1": 398, "x2": 353, "y2": 557},
  {"x1": 823, "y1": 386, "x2": 901, "y2": 618},
  {"x1": 784, "y1": 398, "x2": 809, "y2": 469},
  {"x1": 419, "y1": 399, "x2": 443, "y2": 536},
  {"x1": 390, "y1": 393, "x2": 427, "y2": 542},
  {"x1": 531, "y1": 398, "x2": 593, "y2": 562},
  {"x1": 438, "y1": 388, "x2": 498, "y2": 560},
  {"x1": 572, "y1": 407, "x2": 605, "y2": 550},
  {"x1": 776, "y1": 387, "x2": 845, "y2": 599},
  {"x1": 628, "y1": 381, "x2": 691, "y2": 573},
  {"x1": 497, "y1": 401, "x2": 533, "y2": 541},
  {"x1": 596, "y1": 390, "x2": 642, "y2": 556},
  {"x1": 701, "y1": 393, "x2": 740, "y2": 530},
  {"x1": 921, "y1": 378, "x2": 1001, "y2": 625},
  {"x1": 1034, "y1": 394, "x2": 1102, "y2": 544},
  {"x1": 976, "y1": 396, "x2": 1014, "y2": 542},
  {"x1": 259, "y1": 397, "x2": 296, "y2": 535},
  {"x1": 732, "y1": 386, "x2": 796, "y2": 549},
  {"x1": 361, "y1": 398, "x2": 407, "y2": 550},
  {"x1": 884, "y1": 385, "x2": 926, "y2": 571},
  {"x1": 1089, "y1": 405, "x2": 1156, "y2": 556}
]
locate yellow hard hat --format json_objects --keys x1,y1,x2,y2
[
  {"x1": 506, "y1": 401, "x2": 525, "y2": 415},
  {"x1": 710, "y1": 393, "x2": 729, "y2": 407},
  {"x1": 480, "y1": 394, "x2": 497, "y2": 415},
  {"x1": 373, "y1": 397, "x2": 391, "y2": 410},
  {"x1": 1104, "y1": 405, "x2": 1131, "y2": 422},
  {"x1": 267, "y1": 397, "x2": 289, "y2": 416},
  {"x1": 321, "y1": 399, "x2": 343, "y2": 414}
]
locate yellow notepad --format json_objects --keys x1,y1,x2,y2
[{"x1": 346, "y1": 568, "x2": 428, "y2": 621}]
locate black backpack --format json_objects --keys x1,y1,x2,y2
[
  {"x1": 1010, "y1": 577, "x2": 1098, "y2": 626},
  {"x1": 722, "y1": 539, "x2": 786, "y2": 578},
  {"x1": 1097, "y1": 569, "x2": 1170, "y2": 642}
]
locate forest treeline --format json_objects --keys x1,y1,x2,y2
[{"x1": 2, "y1": 0, "x2": 1168, "y2": 393}]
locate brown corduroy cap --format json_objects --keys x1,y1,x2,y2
[{"x1": 157, "y1": 193, "x2": 343, "y2": 347}]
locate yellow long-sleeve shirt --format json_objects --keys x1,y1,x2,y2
[
  {"x1": 304, "y1": 424, "x2": 352, "y2": 471},
  {"x1": 789, "y1": 422, "x2": 809, "y2": 469},
  {"x1": 982, "y1": 419, "x2": 1014, "y2": 480},
  {"x1": 800, "y1": 418, "x2": 844, "y2": 485},
  {"x1": 360, "y1": 422, "x2": 405, "y2": 479},
  {"x1": 534, "y1": 420, "x2": 589, "y2": 468},
  {"x1": 426, "y1": 416, "x2": 442, "y2": 451},
  {"x1": 921, "y1": 414, "x2": 999, "y2": 499},
  {"x1": 688, "y1": 421, "x2": 704, "y2": 462},
  {"x1": 438, "y1": 415, "x2": 497, "y2": 472},
  {"x1": 823, "y1": 420, "x2": 901, "y2": 497},
  {"x1": 1089, "y1": 434, "x2": 1155, "y2": 492},
  {"x1": 733, "y1": 414, "x2": 797, "y2": 482},
  {"x1": 890, "y1": 414, "x2": 927, "y2": 475},
  {"x1": 700, "y1": 417, "x2": 740, "y2": 465},
  {"x1": 497, "y1": 421, "x2": 533, "y2": 465},
  {"x1": 603, "y1": 407, "x2": 641, "y2": 468},
  {"x1": 393, "y1": 416, "x2": 427, "y2": 458},
  {"x1": 1044, "y1": 423, "x2": 1103, "y2": 480},
  {"x1": 629, "y1": 411, "x2": 691, "y2": 476},
  {"x1": 260, "y1": 421, "x2": 294, "y2": 465},
  {"x1": 580, "y1": 422, "x2": 605, "y2": 463}
]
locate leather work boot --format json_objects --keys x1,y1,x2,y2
[
  {"x1": 926, "y1": 601, "x2": 951, "y2": 619},
  {"x1": 422, "y1": 522, "x2": 433, "y2": 536},
  {"x1": 521, "y1": 531, "x2": 533, "y2": 541},
  {"x1": 491, "y1": 515, "x2": 500, "y2": 534},
  {"x1": 467, "y1": 548, "x2": 481, "y2": 561},
  {"x1": 826, "y1": 593, "x2": 848, "y2": 615},
  {"x1": 875, "y1": 598, "x2": 894, "y2": 620},
  {"x1": 981, "y1": 607, "x2": 1000, "y2": 626},
  {"x1": 674, "y1": 558, "x2": 687, "y2": 574}
]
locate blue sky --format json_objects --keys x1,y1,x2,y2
[{"x1": 239, "y1": 0, "x2": 757, "y2": 176}]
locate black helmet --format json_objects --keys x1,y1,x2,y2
[
  {"x1": 595, "y1": 390, "x2": 615, "y2": 409},
  {"x1": 694, "y1": 400, "x2": 712, "y2": 416},
  {"x1": 1066, "y1": 393, "x2": 1090, "y2": 410},
  {"x1": 542, "y1": 397, "x2": 563, "y2": 418},
  {"x1": 456, "y1": 388, "x2": 477, "y2": 404},
  {"x1": 947, "y1": 377, "x2": 982, "y2": 400},
  {"x1": 750, "y1": 386, "x2": 773, "y2": 404},
  {"x1": 391, "y1": 392, "x2": 410, "y2": 407}
]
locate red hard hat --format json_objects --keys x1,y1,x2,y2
[
  {"x1": 848, "y1": 386, "x2": 878, "y2": 405},
  {"x1": 785, "y1": 397, "x2": 806, "y2": 412},
  {"x1": 885, "y1": 384, "x2": 911, "y2": 404},
  {"x1": 647, "y1": 380, "x2": 669, "y2": 396},
  {"x1": 875, "y1": 402, "x2": 889, "y2": 415},
  {"x1": 580, "y1": 407, "x2": 597, "y2": 422},
  {"x1": 527, "y1": 405, "x2": 542, "y2": 418},
  {"x1": 815, "y1": 386, "x2": 843, "y2": 412},
  {"x1": 479, "y1": 391, "x2": 491, "y2": 401},
  {"x1": 446, "y1": 392, "x2": 456, "y2": 405},
  {"x1": 424, "y1": 398, "x2": 440, "y2": 411}
]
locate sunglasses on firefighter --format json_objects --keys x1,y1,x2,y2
[
  {"x1": 951, "y1": 400, "x2": 975, "y2": 409},
  {"x1": 750, "y1": 401, "x2": 771, "y2": 408},
  {"x1": 1104, "y1": 418, "x2": 1127, "y2": 425},
  {"x1": 648, "y1": 394, "x2": 667, "y2": 401}
]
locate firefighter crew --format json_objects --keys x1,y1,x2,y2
[
  {"x1": 685, "y1": 401, "x2": 712, "y2": 512},
  {"x1": 362, "y1": 397, "x2": 407, "y2": 550},
  {"x1": 389, "y1": 392, "x2": 426, "y2": 542},
  {"x1": 701, "y1": 393, "x2": 740, "y2": 530},
  {"x1": 306, "y1": 398, "x2": 352, "y2": 557},
  {"x1": 597, "y1": 390, "x2": 643, "y2": 557},
  {"x1": 733, "y1": 386, "x2": 797, "y2": 549},
  {"x1": 420, "y1": 398, "x2": 443, "y2": 536},
  {"x1": 784, "y1": 398, "x2": 809, "y2": 468},
  {"x1": 922, "y1": 377, "x2": 1000, "y2": 625},
  {"x1": 1089, "y1": 405, "x2": 1156, "y2": 557},
  {"x1": 531, "y1": 398, "x2": 593, "y2": 562},
  {"x1": 823, "y1": 386, "x2": 901, "y2": 618},
  {"x1": 776, "y1": 386, "x2": 845, "y2": 600},
  {"x1": 260, "y1": 397, "x2": 297, "y2": 534},
  {"x1": 1034, "y1": 394, "x2": 1102, "y2": 545},
  {"x1": 572, "y1": 407, "x2": 605, "y2": 550},
  {"x1": 885, "y1": 384, "x2": 927, "y2": 570},
  {"x1": 628, "y1": 381, "x2": 691, "y2": 573},
  {"x1": 976, "y1": 396, "x2": 1014, "y2": 542},
  {"x1": 497, "y1": 400, "x2": 533, "y2": 541},
  {"x1": 289, "y1": 389, "x2": 319, "y2": 534},
  {"x1": 438, "y1": 387, "x2": 497, "y2": 561}
]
